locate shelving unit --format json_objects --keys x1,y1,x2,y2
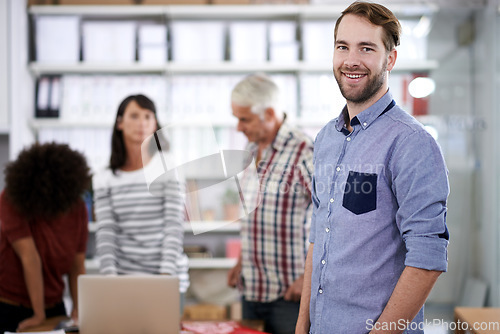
[
  {"x1": 86, "y1": 221, "x2": 240, "y2": 271},
  {"x1": 27, "y1": 4, "x2": 438, "y2": 141},
  {"x1": 27, "y1": 2, "x2": 439, "y2": 277},
  {"x1": 88, "y1": 221, "x2": 240, "y2": 233}
]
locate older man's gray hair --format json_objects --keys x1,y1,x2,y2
[{"x1": 231, "y1": 73, "x2": 284, "y2": 122}]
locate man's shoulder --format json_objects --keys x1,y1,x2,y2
[
  {"x1": 285, "y1": 124, "x2": 314, "y2": 148},
  {"x1": 384, "y1": 105, "x2": 426, "y2": 134},
  {"x1": 384, "y1": 106, "x2": 444, "y2": 160},
  {"x1": 280, "y1": 126, "x2": 314, "y2": 162}
]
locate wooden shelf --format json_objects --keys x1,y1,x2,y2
[
  {"x1": 29, "y1": 62, "x2": 166, "y2": 76},
  {"x1": 29, "y1": 4, "x2": 437, "y2": 19},
  {"x1": 85, "y1": 257, "x2": 237, "y2": 271},
  {"x1": 29, "y1": 5, "x2": 167, "y2": 16},
  {"x1": 188, "y1": 257, "x2": 237, "y2": 270},
  {"x1": 30, "y1": 119, "x2": 114, "y2": 129},
  {"x1": 185, "y1": 221, "x2": 241, "y2": 233},
  {"x1": 29, "y1": 118, "x2": 237, "y2": 129},
  {"x1": 29, "y1": 60, "x2": 438, "y2": 76},
  {"x1": 88, "y1": 221, "x2": 240, "y2": 233}
]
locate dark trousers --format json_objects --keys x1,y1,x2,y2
[
  {"x1": 0, "y1": 301, "x2": 66, "y2": 334},
  {"x1": 242, "y1": 296, "x2": 300, "y2": 334}
]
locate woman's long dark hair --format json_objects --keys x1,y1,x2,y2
[{"x1": 110, "y1": 94, "x2": 161, "y2": 174}]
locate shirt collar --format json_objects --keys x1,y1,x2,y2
[{"x1": 335, "y1": 90, "x2": 395, "y2": 132}]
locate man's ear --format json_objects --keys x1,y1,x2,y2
[
  {"x1": 386, "y1": 48, "x2": 397, "y2": 72},
  {"x1": 264, "y1": 107, "x2": 275, "y2": 121}
]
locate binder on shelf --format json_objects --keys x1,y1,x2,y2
[
  {"x1": 171, "y1": 21, "x2": 226, "y2": 62},
  {"x1": 82, "y1": 21, "x2": 137, "y2": 63},
  {"x1": 83, "y1": 190, "x2": 94, "y2": 222},
  {"x1": 302, "y1": 21, "x2": 335, "y2": 63},
  {"x1": 48, "y1": 77, "x2": 61, "y2": 118},
  {"x1": 229, "y1": 22, "x2": 267, "y2": 63},
  {"x1": 35, "y1": 77, "x2": 50, "y2": 118},
  {"x1": 269, "y1": 21, "x2": 296, "y2": 44},
  {"x1": 269, "y1": 21, "x2": 298, "y2": 63},
  {"x1": 35, "y1": 15, "x2": 80, "y2": 63},
  {"x1": 138, "y1": 24, "x2": 168, "y2": 64},
  {"x1": 35, "y1": 76, "x2": 60, "y2": 118},
  {"x1": 270, "y1": 43, "x2": 298, "y2": 63},
  {"x1": 225, "y1": 238, "x2": 241, "y2": 259}
]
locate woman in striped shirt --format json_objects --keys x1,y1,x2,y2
[{"x1": 93, "y1": 95, "x2": 189, "y2": 302}]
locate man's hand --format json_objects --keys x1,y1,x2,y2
[
  {"x1": 227, "y1": 256, "x2": 242, "y2": 288},
  {"x1": 284, "y1": 275, "x2": 304, "y2": 302},
  {"x1": 17, "y1": 312, "x2": 46, "y2": 332},
  {"x1": 296, "y1": 244, "x2": 313, "y2": 334},
  {"x1": 369, "y1": 267, "x2": 442, "y2": 334}
]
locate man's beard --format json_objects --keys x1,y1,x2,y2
[{"x1": 334, "y1": 61, "x2": 387, "y2": 104}]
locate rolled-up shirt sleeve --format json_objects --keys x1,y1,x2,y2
[{"x1": 389, "y1": 129, "x2": 449, "y2": 272}]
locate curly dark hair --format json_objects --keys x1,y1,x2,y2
[{"x1": 4, "y1": 142, "x2": 91, "y2": 221}]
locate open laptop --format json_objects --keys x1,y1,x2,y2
[{"x1": 78, "y1": 275, "x2": 180, "y2": 334}]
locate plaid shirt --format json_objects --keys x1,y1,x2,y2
[{"x1": 240, "y1": 121, "x2": 314, "y2": 302}]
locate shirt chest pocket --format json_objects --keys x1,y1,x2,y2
[{"x1": 342, "y1": 171, "x2": 377, "y2": 215}]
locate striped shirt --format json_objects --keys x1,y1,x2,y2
[
  {"x1": 93, "y1": 162, "x2": 189, "y2": 293},
  {"x1": 240, "y1": 121, "x2": 314, "y2": 302}
]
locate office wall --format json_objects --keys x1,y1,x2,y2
[
  {"x1": 0, "y1": 0, "x2": 9, "y2": 131},
  {"x1": 425, "y1": 8, "x2": 476, "y2": 305},
  {"x1": 0, "y1": 1, "x2": 10, "y2": 187},
  {"x1": 9, "y1": 0, "x2": 35, "y2": 160},
  {"x1": 0, "y1": 135, "x2": 9, "y2": 191},
  {"x1": 471, "y1": 2, "x2": 499, "y2": 306}
]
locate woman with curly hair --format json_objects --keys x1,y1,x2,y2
[
  {"x1": 0, "y1": 142, "x2": 91, "y2": 333},
  {"x1": 92, "y1": 95, "x2": 189, "y2": 302}
]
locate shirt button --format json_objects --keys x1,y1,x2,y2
[
  {"x1": 363, "y1": 122, "x2": 367, "y2": 127},
  {"x1": 346, "y1": 137, "x2": 351, "y2": 142},
  {"x1": 329, "y1": 198, "x2": 334, "y2": 203},
  {"x1": 325, "y1": 227, "x2": 330, "y2": 233},
  {"x1": 321, "y1": 260, "x2": 326, "y2": 265},
  {"x1": 336, "y1": 167, "x2": 340, "y2": 172},
  {"x1": 319, "y1": 289, "x2": 323, "y2": 294}
]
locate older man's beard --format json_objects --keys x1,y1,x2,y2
[{"x1": 334, "y1": 60, "x2": 388, "y2": 104}]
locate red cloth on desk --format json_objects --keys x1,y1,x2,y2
[
  {"x1": 181, "y1": 321, "x2": 268, "y2": 334},
  {"x1": 0, "y1": 192, "x2": 88, "y2": 307}
]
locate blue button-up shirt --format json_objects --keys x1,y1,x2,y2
[{"x1": 309, "y1": 91, "x2": 449, "y2": 334}]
